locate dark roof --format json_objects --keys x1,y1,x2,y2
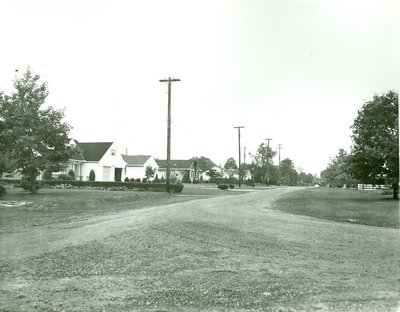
[
  {"x1": 70, "y1": 140, "x2": 85, "y2": 161},
  {"x1": 121, "y1": 155, "x2": 151, "y2": 166},
  {"x1": 155, "y1": 159, "x2": 195, "y2": 170},
  {"x1": 75, "y1": 141, "x2": 113, "y2": 161}
]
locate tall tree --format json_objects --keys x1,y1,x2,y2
[
  {"x1": 0, "y1": 92, "x2": 17, "y2": 178},
  {"x1": 251, "y1": 142, "x2": 277, "y2": 184},
  {"x1": 224, "y1": 157, "x2": 238, "y2": 170},
  {"x1": 321, "y1": 149, "x2": 355, "y2": 188},
  {"x1": 279, "y1": 158, "x2": 298, "y2": 186},
  {"x1": 190, "y1": 156, "x2": 216, "y2": 171},
  {"x1": 349, "y1": 91, "x2": 399, "y2": 185},
  {"x1": 0, "y1": 68, "x2": 73, "y2": 193}
]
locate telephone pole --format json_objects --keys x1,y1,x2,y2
[
  {"x1": 234, "y1": 126, "x2": 245, "y2": 187},
  {"x1": 278, "y1": 144, "x2": 282, "y2": 185},
  {"x1": 265, "y1": 138, "x2": 272, "y2": 186},
  {"x1": 159, "y1": 77, "x2": 181, "y2": 192}
]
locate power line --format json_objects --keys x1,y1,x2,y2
[{"x1": 159, "y1": 77, "x2": 181, "y2": 192}]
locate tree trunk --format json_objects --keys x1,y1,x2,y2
[
  {"x1": 393, "y1": 182, "x2": 398, "y2": 199},
  {"x1": 30, "y1": 173, "x2": 37, "y2": 194}
]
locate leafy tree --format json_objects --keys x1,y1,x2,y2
[
  {"x1": 0, "y1": 92, "x2": 17, "y2": 178},
  {"x1": 251, "y1": 142, "x2": 277, "y2": 184},
  {"x1": 145, "y1": 165, "x2": 155, "y2": 181},
  {"x1": 321, "y1": 149, "x2": 355, "y2": 188},
  {"x1": 224, "y1": 157, "x2": 238, "y2": 170},
  {"x1": 298, "y1": 172, "x2": 314, "y2": 185},
  {"x1": 206, "y1": 168, "x2": 223, "y2": 183},
  {"x1": 190, "y1": 156, "x2": 216, "y2": 171},
  {"x1": 0, "y1": 68, "x2": 73, "y2": 193},
  {"x1": 349, "y1": 91, "x2": 399, "y2": 185},
  {"x1": 279, "y1": 158, "x2": 298, "y2": 186}
]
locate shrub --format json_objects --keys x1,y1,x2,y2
[
  {"x1": 229, "y1": 184, "x2": 235, "y2": 189},
  {"x1": 124, "y1": 177, "x2": 130, "y2": 182},
  {"x1": 182, "y1": 172, "x2": 191, "y2": 183},
  {"x1": 43, "y1": 169, "x2": 53, "y2": 180},
  {"x1": 67, "y1": 169, "x2": 75, "y2": 180},
  {"x1": 245, "y1": 179, "x2": 255, "y2": 187},
  {"x1": 218, "y1": 184, "x2": 229, "y2": 190},
  {"x1": 20, "y1": 176, "x2": 41, "y2": 192},
  {"x1": 0, "y1": 184, "x2": 6, "y2": 198},
  {"x1": 172, "y1": 183, "x2": 184, "y2": 193},
  {"x1": 89, "y1": 170, "x2": 96, "y2": 181},
  {"x1": 58, "y1": 174, "x2": 73, "y2": 181}
]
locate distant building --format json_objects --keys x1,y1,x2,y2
[
  {"x1": 121, "y1": 155, "x2": 158, "y2": 181},
  {"x1": 65, "y1": 140, "x2": 125, "y2": 181},
  {"x1": 155, "y1": 159, "x2": 200, "y2": 183}
]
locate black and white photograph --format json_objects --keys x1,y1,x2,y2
[{"x1": 0, "y1": 0, "x2": 399, "y2": 311}]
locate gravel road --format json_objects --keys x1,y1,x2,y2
[
  {"x1": 0, "y1": 187, "x2": 301, "y2": 261},
  {"x1": 1, "y1": 187, "x2": 399, "y2": 312}
]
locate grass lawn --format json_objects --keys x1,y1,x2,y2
[
  {"x1": 0, "y1": 184, "x2": 245, "y2": 233},
  {"x1": 272, "y1": 187, "x2": 399, "y2": 229}
]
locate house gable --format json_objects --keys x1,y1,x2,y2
[
  {"x1": 155, "y1": 159, "x2": 195, "y2": 170},
  {"x1": 75, "y1": 141, "x2": 114, "y2": 161},
  {"x1": 121, "y1": 155, "x2": 151, "y2": 167}
]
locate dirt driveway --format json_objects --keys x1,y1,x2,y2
[
  {"x1": 1, "y1": 187, "x2": 399, "y2": 311},
  {"x1": 0, "y1": 187, "x2": 299, "y2": 261}
]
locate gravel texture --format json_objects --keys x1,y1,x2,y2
[{"x1": 0, "y1": 187, "x2": 399, "y2": 311}]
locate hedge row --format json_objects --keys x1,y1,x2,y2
[
  {"x1": 41, "y1": 180, "x2": 183, "y2": 193},
  {"x1": 2, "y1": 179, "x2": 183, "y2": 193}
]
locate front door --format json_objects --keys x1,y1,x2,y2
[{"x1": 115, "y1": 167, "x2": 122, "y2": 182}]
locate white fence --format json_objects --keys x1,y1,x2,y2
[{"x1": 357, "y1": 184, "x2": 390, "y2": 191}]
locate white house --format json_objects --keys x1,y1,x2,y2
[
  {"x1": 121, "y1": 155, "x2": 158, "y2": 181},
  {"x1": 155, "y1": 159, "x2": 200, "y2": 183},
  {"x1": 65, "y1": 140, "x2": 126, "y2": 181}
]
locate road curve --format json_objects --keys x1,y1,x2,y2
[{"x1": 0, "y1": 187, "x2": 302, "y2": 261}]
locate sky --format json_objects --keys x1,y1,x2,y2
[{"x1": 1, "y1": 0, "x2": 399, "y2": 175}]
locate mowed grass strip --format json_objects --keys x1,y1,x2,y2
[
  {"x1": 0, "y1": 186, "x2": 241, "y2": 233},
  {"x1": 272, "y1": 187, "x2": 399, "y2": 228}
]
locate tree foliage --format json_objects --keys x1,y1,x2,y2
[
  {"x1": 205, "y1": 168, "x2": 223, "y2": 182},
  {"x1": 190, "y1": 156, "x2": 216, "y2": 172},
  {"x1": 321, "y1": 149, "x2": 355, "y2": 187},
  {"x1": 224, "y1": 157, "x2": 238, "y2": 170},
  {"x1": 279, "y1": 158, "x2": 298, "y2": 186},
  {"x1": 145, "y1": 166, "x2": 155, "y2": 180},
  {"x1": 349, "y1": 91, "x2": 398, "y2": 184},
  {"x1": 251, "y1": 142, "x2": 277, "y2": 184},
  {"x1": 0, "y1": 68, "x2": 73, "y2": 192}
]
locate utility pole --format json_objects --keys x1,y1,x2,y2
[
  {"x1": 265, "y1": 138, "x2": 272, "y2": 186},
  {"x1": 234, "y1": 126, "x2": 245, "y2": 187},
  {"x1": 278, "y1": 144, "x2": 282, "y2": 186},
  {"x1": 159, "y1": 77, "x2": 181, "y2": 192}
]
